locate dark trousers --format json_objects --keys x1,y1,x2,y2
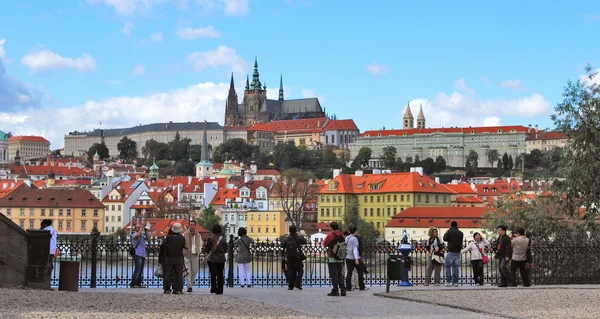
[
  {"x1": 328, "y1": 262, "x2": 345, "y2": 292},
  {"x1": 208, "y1": 261, "x2": 225, "y2": 294},
  {"x1": 286, "y1": 259, "x2": 304, "y2": 288},
  {"x1": 163, "y1": 263, "x2": 184, "y2": 292},
  {"x1": 498, "y1": 258, "x2": 511, "y2": 285},
  {"x1": 345, "y1": 259, "x2": 365, "y2": 290},
  {"x1": 471, "y1": 260, "x2": 484, "y2": 285},
  {"x1": 130, "y1": 255, "x2": 145, "y2": 287},
  {"x1": 510, "y1": 260, "x2": 531, "y2": 286}
]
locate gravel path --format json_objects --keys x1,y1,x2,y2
[
  {"x1": 381, "y1": 286, "x2": 600, "y2": 319},
  {"x1": 0, "y1": 288, "x2": 315, "y2": 319}
]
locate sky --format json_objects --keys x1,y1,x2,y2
[{"x1": 1, "y1": 0, "x2": 599, "y2": 149}]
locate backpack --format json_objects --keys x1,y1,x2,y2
[{"x1": 331, "y1": 234, "x2": 347, "y2": 260}]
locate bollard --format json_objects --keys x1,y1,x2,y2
[{"x1": 58, "y1": 261, "x2": 80, "y2": 292}]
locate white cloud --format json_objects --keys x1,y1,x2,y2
[
  {"x1": 1, "y1": 55, "x2": 51, "y2": 111},
  {"x1": 120, "y1": 21, "x2": 134, "y2": 35},
  {"x1": 0, "y1": 39, "x2": 7, "y2": 62},
  {"x1": 453, "y1": 77, "x2": 475, "y2": 95},
  {"x1": 0, "y1": 81, "x2": 230, "y2": 148},
  {"x1": 20, "y1": 50, "x2": 96, "y2": 74},
  {"x1": 580, "y1": 68, "x2": 600, "y2": 86},
  {"x1": 87, "y1": 0, "x2": 140, "y2": 15},
  {"x1": 132, "y1": 64, "x2": 145, "y2": 76},
  {"x1": 176, "y1": 26, "x2": 220, "y2": 39},
  {"x1": 500, "y1": 79, "x2": 526, "y2": 91},
  {"x1": 364, "y1": 62, "x2": 390, "y2": 75},
  {"x1": 222, "y1": 0, "x2": 248, "y2": 16},
  {"x1": 150, "y1": 32, "x2": 163, "y2": 42},
  {"x1": 187, "y1": 45, "x2": 247, "y2": 74},
  {"x1": 483, "y1": 116, "x2": 501, "y2": 127}
]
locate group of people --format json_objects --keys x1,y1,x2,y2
[{"x1": 425, "y1": 221, "x2": 533, "y2": 287}]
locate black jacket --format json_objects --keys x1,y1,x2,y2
[
  {"x1": 443, "y1": 227, "x2": 464, "y2": 253},
  {"x1": 159, "y1": 233, "x2": 186, "y2": 265},
  {"x1": 281, "y1": 234, "x2": 307, "y2": 260},
  {"x1": 495, "y1": 234, "x2": 513, "y2": 259}
]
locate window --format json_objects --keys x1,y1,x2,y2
[
  {"x1": 6, "y1": 208, "x2": 11, "y2": 216},
  {"x1": 59, "y1": 209, "x2": 63, "y2": 216},
  {"x1": 338, "y1": 196, "x2": 342, "y2": 202},
  {"x1": 111, "y1": 205, "x2": 115, "y2": 211},
  {"x1": 393, "y1": 207, "x2": 397, "y2": 215},
  {"x1": 258, "y1": 214, "x2": 261, "y2": 221},
  {"x1": 49, "y1": 209, "x2": 54, "y2": 216},
  {"x1": 400, "y1": 195, "x2": 404, "y2": 202},
  {"x1": 387, "y1": 207, "x2": 391, "y2": 216},
  {"x1": 320, "y1": 196, "x2": 324, "y2": 202},
  {"x1": 66, "y1": 221, "x2": 71, "y2": 229},
  {"x1": 57, "y1": 221, "x2": 63, "y2": 229},
  {"x1": 41, "y1": 209, "x2": 46, "y2": 216},
  {"x1": 377, "y1": 196, "x2": 380, "y2": 203},
  {"x1": 265, "y1": 227, "x2": 269, "y2": 233},
  {"x1": 106, "y1": 227, "x2": 109, "y2": 233},
  {"x1": 19, "y1": 220, "x2": 25, "y2": 228},
  {"x1": 370, "y1": 196, "x2": 373, "y2": 203},
  {"x1": 370, "y1": 208, "x2": 373, "y2": 217},
  {"x1": 118, "y1": 205, "x2": 121, "y2": 211},
  {"x1": 363, "y1": 196, "x2": 367, "y2": 202},
  {"x1": 81, "y1": 209, "x2": 87, "y2": 217},
  {"x1": 376, "y1": 222, "x2": 380, "y2": 229},
  {"x1": 273, "y1": 214, "x2": 276, "y2": 221},
  {"x1": 326, "y1": 196, "x2": 330, "y2": 202},
  {"x1": 407, "y1": 195, "x2": 411, "y2": 202},
  {"x1": 94, "y1": 209, "x2": 99, "y2": 217},
  {"x1": 387, "y1": 195, "x2": 391, "y2": 202},
  {"x1": 20, "y1": 209, "x2": 25, "y2": 216},
  {"x1": 258, "y1": 227, "x2": 261, "y2": 233},
  {"x1": 394, "y1": 195, "x2": 397, "y2": 202},
  {"x1": 81, "y1": 221, "x2": 87, "y2": 230},
  {"x1": 272, "y1": 227, "x2": 276, "y2": 233},
  {"x1": 29, "y1": 220, "x2": 34, "y2": 229},
  {"x1": 425, "y1": 195, "x2": 429, "y2": 203},
  {"x1": 363, "y1": 208, "x2": 367, "y2": 217},
  {"x1": 93, "y1": 221, "x2": 98, "y2": 229},
  {"x1": 250, "y1": 214, "x2": 254, "y2": 221},
  {"x1": 321, "y1": 208, "x2": 324, "y2": 217},
  {"x1": 30, "y1": 208, "x2": 34, "y2": 216},
  {"x1": 326, "y1": 208, "x2": 330, "y2": 217},
  {"x1": 265, "y1": 214, "x2": 269, "y2": 221},
  {"x1": 332, "y1": 196, "x2": 336, "y2": 203},
  {"x1": 106, "y1": 216, "x2": 109, "y2": 222},
  {"x1": 250, "y1": 227, "x2": 254, "y2": 233},
  {"x1": 66, "y1": 209, "x2": 71, "y2": 217},
  {"x1": 417, "y1": 195, "x2": 422, "y2": 202},
  {"x1": 377, "y1": 208, "x2": 381, "y2": 216}
]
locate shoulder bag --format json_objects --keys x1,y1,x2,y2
[
  {"x1": 240, "y1": 237, "x2": 253, "y2": 262},
  {"x1": 202, "y1": 236, "x2": 222, "y2": 265},
  {"x1": 475, "y1": 242, "x2": 488, "y2": 264},
  {"x1": 431, "y1": 238, "x2": 445, "y2": 265},
  {"x1": 129, "y1": 236, "x2": 142, "y2": 257}
]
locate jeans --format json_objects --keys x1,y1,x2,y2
[
  {"x1": 471, "y1": 260, "x2": 484, "y2": 285},
  {"x1": 498, "y1": 258, "x2": 511, "y2": 285},
  {"x1": 445, "y1": 252, "x2": 460, "y2": 284},
  {"x1": 425, "y1": 256, "x2": 442, "y2": 284},
  {"x1": 510, "y1": 260, "x2": 531, "y2": 286},
  {"x1": 208, "y1": 261, "x2": 225, "y2": 294},
  {"x1": 328, "y1": 262, "x2": 346, "y2": 292},
  {"x1": 130, "y1": 255, "x2": 145, "y2": 287},
  {"x1": 184, "y1": 256, "x2": 199, "y2": 288},
  {"x1": 163, "y1": 263, "x2": 184, "y2": 292},
  {"x1": 238, "y1": 262, "x2": 252, "y2": 286},
  {"x1": 345, "y1": 259, "x2": 365, "y2": 290}
]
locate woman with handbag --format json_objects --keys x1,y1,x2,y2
[
  {"x1": 234, "y1": 227, "x2": 254, "y2": 288},
  {"x1": 205, "y1": 224, "x2": 228, "y2": 294},
  {"x1": 461, "y1": 232, "x2": 490, "y2": 286},
  {"x1": 424, "y1": 227, "x2": 445, "y2": 286}
]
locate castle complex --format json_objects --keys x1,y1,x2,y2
[{"x1": 224, "y1": 58, "x2": 326, "y2": 126}]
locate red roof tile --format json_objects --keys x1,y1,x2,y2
[
  {"x1": 9, "y1": 135, "x2": 50, "y2": 143},
  {"x1": 386, "y1": 206, "x2": 485, "y2": 228},
  {"x1": 248, "y1": 123, "x2": 275, "y2": 132},
  {"x1": 318, "y1": 172, "x2": 452, "y2": 194},
  {"x1": 0, "y1": 185, "x2": 104, "y2": 208},
  {"x1": 324, "y1": 119, "x2": 358, "y2": 131}
]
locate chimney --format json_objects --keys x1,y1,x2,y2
[
  {"x1": 535, "y1": 125, "x2": 538, "y2": 131},
  {"x1": 177, "y1": 183, "x2": 183, "y2": 200},
  {"x1": 333, "y1": 169, "x2": 341, "y2": 179},
  {"x1": 416, "y1": 167, "x2": 423, "y2": 176},
  {"x1": 354, "y1": 170, "x2": 363, "y2": 177},
  {"x1": 188, "y1": 176, "x2": 192, "y2": 185},
  {"x1": 435, "y1": 177, "x2": 440, "y2": 184}
]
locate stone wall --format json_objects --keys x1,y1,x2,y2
[{"x1": 0, "y1": 213, "x2": 29, "y2": 287}]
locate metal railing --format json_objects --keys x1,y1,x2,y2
[{"x1": 51, "y1": 235, "x2": 600, "y2": 288}]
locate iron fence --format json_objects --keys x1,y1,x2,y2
[{"x1": 51, "y1": 235, "x2": 600, "y2": 288}]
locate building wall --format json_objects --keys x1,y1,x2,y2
[
  {"x1": 358, "y1": 192, "x2": 415, "y2": 232},
  {"x1": 385, "y1": 226, "x2": 489, "y2": 242},
  {"x1": 8, "y1": 140, "x2": 51, "y2": 160},
  {"x1": 526, "y1": 138, "x2": 568, "y2": 153},
  {"x1": 317, "y1": 194, "x2": 349, "y2": 224},
  {"x1": 0, "y1": 213, "x2": 29, "y2": 287},
  {"x1": 0, "y1": 140, "x2": 8, "y2": 164},
  {"x1": 247, "y1": 211, "x2": 286, "y2": 241},
  {"x1": 2, "y1": 207, "x2": 105, "y2": 235}
]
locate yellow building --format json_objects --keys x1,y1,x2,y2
[
  {"x1": 246, "y1": 211, "x2": 287, "y2": 241},
  {"x1": 0, "y1": 185, "x2": 105, "y2": 234},
  {"x1": 8, "y1": 135, "x2": 50, "y2": 161},
  {"x1": 317, "y1": 171, "x2": 452, "y2": 232}
]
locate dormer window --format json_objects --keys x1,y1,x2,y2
[
  {"x1": 498, "y1": 129, "x2": 503, "y2": 133},
  {"x1": 357, "y1": 183, "x2": 364, "y2": 189},
  {"x1": 368, "y1": 184, "x2": 380, "y2": 190},
  {"x1": 471, "y1": 130, "x2": 475, "y2": 134},
  {"x1": 403, "y1": 132, "x2": 407, "y2": 136},
  {"x1": 329, "y1": 182, "x2": 336, "y2": 190}
]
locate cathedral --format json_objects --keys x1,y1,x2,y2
[
  {"x1": 403, "y1": 103, "x2": 426, "y2": 129},
  {"x1": 224, "y1": 58, "x2": 326, "y2": 126}
]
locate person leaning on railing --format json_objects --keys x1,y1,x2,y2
[
  {"x1": 424, "y1": 227, "x2": 444, "y2": 286},
  {"x1": 461, "y1": 232, "x2": 490, "y2": 286}
]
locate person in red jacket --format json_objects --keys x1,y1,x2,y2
[{"x1": 323, "y1": 222, "x2": 346, "y2": 297}]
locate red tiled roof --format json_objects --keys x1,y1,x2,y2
[
  {"x1": 9, "y1": 135, "x2": 50, "y2": 143},
  {"x1": 324, "y1": 119, "x2": 358, "y2": 131},
  {"x1": 53, "y1": 179, "x2": 93, "y2": 186},
  {"x1": 255, "y1": 169, "x2": 280, "y2": 176},
  {"x1": 318, "y1": 172, "x2": 452, "y2": 194},
  {"x1": 272, "y1": 117, "x2": 328, "y2": 133},
  {"x1": 456, "y1": 196, "x2": 484, "y2": 203},
  {"x1": 248, "y1": 123, "x2": 275, "y2": 132},
  {"x1": 361, "y1": 125, "x2": 530, "y2": 138},
  {"x1": 0, "y1": 185, "x2": 104, "y2": 208},
  {"x1": 386, "y1": 206, "x2": 485, "y2": 228},
  {"x1": 441, "y1": 183, "x2": 477, "y2": 195},
  {"x1": 210, "y1": 188, "x2": 239, "y2": 206},
  {"x1": 239, "y1": 179, "x2": 273, "y2": 190},
  {"x1": 7, "y1": 165, "x2": 93, "y2": 176}
]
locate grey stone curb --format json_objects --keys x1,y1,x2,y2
[{"x1": 373, "y1": 292, "x2": 527, "y2": 319}]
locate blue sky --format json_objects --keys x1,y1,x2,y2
[{"x1": 0, "y1": 0, "x2": 599, "y2": 148}]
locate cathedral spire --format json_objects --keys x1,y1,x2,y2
[
  {"x1": 417, "y1": 103, "x2": 426, "y2": 129},
  {"x1": 278, "y1": 73, "x2": 284, "y2": 102},
  {"x1": 224, "y1": 72, "x2": 240, "y2": 126},
  {"x1": 403, "y1": 102, "x2": 414, "y2": 129},
  {"x1": 228, "y1": 72, "x2": 236, "y2": 94},
  {"x1": 245, "y1": 74, "x2": 249, "y2": 90},
  {"x1": 250, "y1": 56, "x2": 262, "y2": 90}
]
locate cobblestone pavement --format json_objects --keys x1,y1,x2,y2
[{"x1": 379, "y1": 285, "x2": 600, "y2": 319}]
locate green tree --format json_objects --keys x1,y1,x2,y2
[
  {"x1": 341, "y1": 197, "x2": 379, "y2": 244},
  {"x1": 212, "y1": 138, "x2": 254, "y2": 163},
  {"x1": 486, "y1": 149, "x2": 499, "y2": 168},
  {"x1": 380, "y1": 146, "x2": 397, "y2": 170},
  {"x1": 168, "y1": 132, "x2": 191, "y2": 162},
  {"x1": 502, "y1": 152, "x2": 509, "y2": 171},
  {"x1": 434, "y1": 155, "x2": 446, "y2": 172},
  {"x1": 142, "y1": 139, "x2": 170, "y2": 160},
  {"x1": 174, "y1": 159, "x2": 195, "y2": 176},
  {"x1": 508, "y1": 155, "x2": 514, "y2": 170},
  {"x1": 117, "y1": 136, "x2": 137, "y2": 160},
  {"x1": 465, "y1": 150, "x2": 478, "y2": 177},
  {"x1": 188, "y1": 144, "x2": 202, "y2": 162},
  {"x1": 524, "y1": 149, "x2": 543, "y2": 169},
  {"x1": 541, "y1": 147, "x2": 564, "y2": 174},
  {"x1": 272, "y1": 141, "x2": 300, "y2": 170},
  {"x1": 197, "y1": 205, "x2": 221, "y2": 233},
  {"x1": 351, "y1": 147, "x2": 372, "y2": 170},
  {"x1": 420, "y1": 157, "x2": 436, "y2": 175},
  {"x1": 88, "y1": 143, "x2": 109, "y2": 163}
]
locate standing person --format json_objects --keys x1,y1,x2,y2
[
  {"x1": 323, "y1": 222, "x2": 346, "y2": 297},
  {"x1": 281, "y1": 226, "x2": 307, "y2": 290},
  {"x1": 424, "y1": 227, "x2": 444, "y2": 286},
  {"x1": 461, "y1": 232, "x2": 490, "y2": 286},
  {"x1": 160, "y1": 223, "x2": 186, "y2": 294},
  {"x1": 41, "y1": 219, "x2": 57, "y2": 273},
  {"x1": 234, "y1": 227, "x2": 255, "y2": 288},
  {"x1": 183, "y1": 220, "x2": 203, "y2": 293},
  {"x1": 443, "y1": 221, "x2": 464, "y2": 287},
  {"x1": 130, "y1": 224, "x2": 147, "y2": 288},
  {"x1": 345, "y1": 225, "x2": 366, "y2": 291},
  {"x1": 510, "y1": 228, "x2": 531, "y2": 287},
  {"x1": 494, "y1": 225, "x2": 513, "y2": 287},
  {"x1": 205, "y1": 224, "x2": 227, "y2": 294}
]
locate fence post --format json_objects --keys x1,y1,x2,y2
[
  {"x1": 227, "y1": 234, "x2": 234, "y2": 288},
  {"x1": 90, "y1": 233, "x2": 98, "y2": 288}
]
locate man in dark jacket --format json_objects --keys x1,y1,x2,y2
[
  {"x1": 443, "y1": 221, "x2": 464, "y2": 287},
  {"x1": 160, "y1": 223, "x2": 186, "y2": 294},
  {"x1": 281, "y1": 225, "x2": 307, "y2": 290},
  {"x1": 323, "y1": 222, "x2": 346, "y2": 296},
  {"x1": 494, "y1": 225, "x2": 513, "y2": 287}
]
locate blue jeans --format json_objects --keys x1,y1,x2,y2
[
  {"x1": 445, "y1": 252, "x2": 460, "y2": 284},
  {"x1": 131, "y1": 255, "x2": 145, "y2": 287}
]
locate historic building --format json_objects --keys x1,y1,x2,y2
[
  {"x1": 525, "y1": 128, "x2": 568, "y2": 153},
  {"x1": 351, "y1": 103, "x2": 532, "y2": 168},
  {"x1": 0, "y1": 130, "x2": 9, "y2": 164},
  {"x1": 224, "y1": 58, "x2": 326, "y2": 127},
  {"x1": 8, "y1": 136, "x2": 50, "y2": 161}
]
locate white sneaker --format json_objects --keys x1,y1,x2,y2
[
  {"x1": 444, "y1": 283, "x2": 452, "y2": 287},
  {"x1": 452, "y1": 283, "x2": 459, "y2": 287}
]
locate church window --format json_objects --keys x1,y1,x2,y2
[
  {"x1": 326, "y1": 136, "x2": 329, "y2": 144},
  {"x1": 332, "y1": 135, "x2": 335, "y2": 144}
]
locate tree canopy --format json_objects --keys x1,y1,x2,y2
[
  {"x1": 117, "y1": 136, "x2": 137, "y2": 161},
  {"x1": 465, "y1": 150, "x2": 478, "y2": 177},
  {"x1": 212, "y1": 138, "x2": 254, "y2": 163},
  {"x1": 272, "y1": 169, "x2": 317, "y2": 229},
  {"x1": 341, "y1": 197, "x2": 379, "y2": 244},
  {"x1": 88, "y1": 143, "x2": 109, "y2": 164}
]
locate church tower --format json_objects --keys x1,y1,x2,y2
[
  {"x1": 403, "y1": 102, "x2": 414, "y2": 129},
  {"x1": 417, "y1": 104, "x2": 426, "y2": 129},
  {"x1": 243, "y1": 57, "x2": 267, "y2": 126},
  {"x1": 224, "y1": 73, "x2": 241, "y2": 126},
  {"x1": 196, "y1": 120, "x2": 213, "y2": 178},
  {"x1": 278, "y1": 73, "x2": 284, "y2": 102}
]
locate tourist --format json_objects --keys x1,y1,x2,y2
[
  {"x1": 345, "y1": 225, "x2": 366, "y2": 291},
  {"x1": 205, "y1": 224, "x2": 227, "y2": 295},
  {"x1": 461, "y1": 232, "x2": 490, "y2": 286},
  {"x1": 130, "y1": 224, "x2": 147, "y2": 288},
  {"x1": 510, "y1": 228, "x2": 531, "y2": 287},
  {"x1": 234, "y1": 227, "x2": 254, "y2": 288},
  {"x1": 281, "y1": 225, "x2": 307, "y2": 290},
  {"x1": 424, "y1": 227, "x2": 444, "y2": 286},
  {"x1": 443, "y1": 221, "x2": 464, "y2": 287},
  {"x1": 183, "y1": 220, "x2": 203, "y2": 293},
  {"x1": 160, "y1": 223, "x2": 186, "y2": 294},
  {"x1": 494, "y1": 225, "x2": 513, "y2": 287},
  {"x1": 323, "y1": 222, "x2": 346, "y2": 296},
  {"x1": 41, "y1": 219, "x2": 57, "y2": 273}
]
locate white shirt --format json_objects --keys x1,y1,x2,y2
[{"x1": 45, "y1": 225, "x2": 57, "y2": 255}]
